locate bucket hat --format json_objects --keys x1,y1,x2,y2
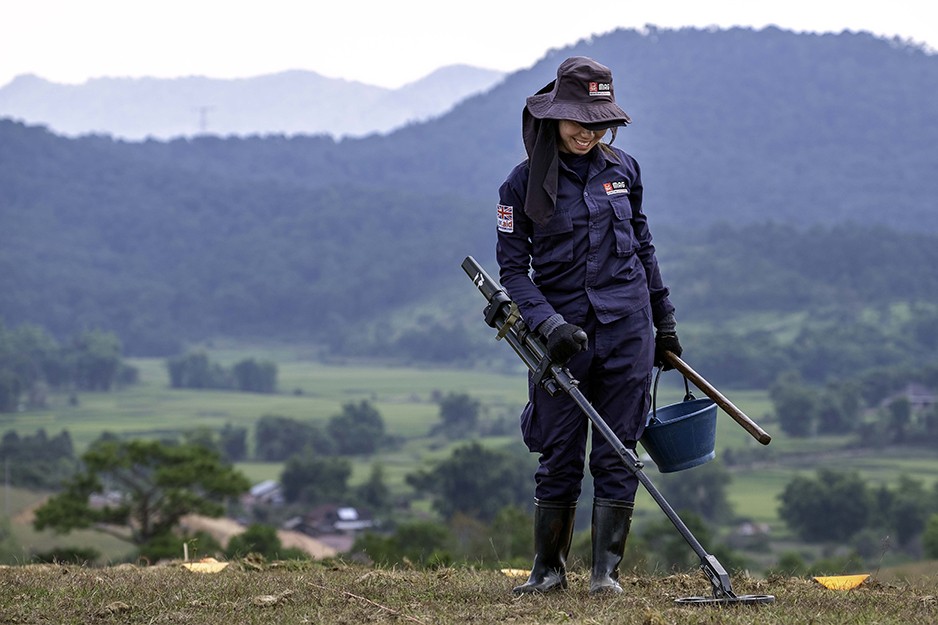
[
  {"x1": 521, "y1": 57, "x2": 630, "y2": 225},
  {"x1": 525, "y1": 56, "x2": 631, "y2": 129}
]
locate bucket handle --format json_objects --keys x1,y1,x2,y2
[{"x1": 650, "y1": 367, "x2": 697, "y2": 425}]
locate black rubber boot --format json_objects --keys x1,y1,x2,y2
[
  {"x1": 589, "y1": 497, "x2": 634, "y2": 595},
  {"x1": 512, "y1": 499, "x2": 577, "y2": 595}
]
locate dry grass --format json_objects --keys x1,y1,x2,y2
[{"x1": 1, "y1": 561, "x2": 937, "y2": 625}]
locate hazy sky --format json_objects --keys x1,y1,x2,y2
[{"x1": 1, "y1": 0, "x2": 934, "y2": 89}]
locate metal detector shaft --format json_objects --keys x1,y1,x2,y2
[
  {"x1": 663, "y1": 352, "x2": 772, "y2": 445},
  {"x1": 461, "y1": 256, "x2": 736, "y2": 599}
]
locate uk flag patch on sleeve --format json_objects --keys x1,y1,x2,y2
[{"x1": 497, "y1": 204, "x2": 514, "y2": 233}]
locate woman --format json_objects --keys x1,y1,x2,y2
[{"x1": 496, "y1": 56, "x2": 681, "y2": 595}]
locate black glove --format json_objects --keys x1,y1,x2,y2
[
  {"x1": 654, "y1": 313, "x2": 682, "y2": 370},
  {"x1": 654, "y1": 332, "x2": 682, "y2": 370},
  {"x1": 546, "y1": 323, "x2": 588, "y2": 364},
  {"x1": 538, "y1": 314, "x2": 588, "y2": 364}
]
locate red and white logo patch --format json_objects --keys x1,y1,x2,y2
[
  {"x1": 589, "y1": 81, "x2": 612, "y2": 97},
  {"x1": 497, "y1": 204, "x2": 514, "y2": 233},
  {"x1": 603, "y1": 180, "x2": 629, "y2": 195}
]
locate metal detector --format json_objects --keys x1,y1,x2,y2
[{"x1": 462, "y1": 256, "x2": 774, "y2": 606}]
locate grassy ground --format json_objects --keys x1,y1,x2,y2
[{"x1": 1, "y1": 560, "x2": 936, "y2": 625}]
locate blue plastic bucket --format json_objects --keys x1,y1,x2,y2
[{"x1": 640, "y1": 398, "x2": 717, "y2": 473}]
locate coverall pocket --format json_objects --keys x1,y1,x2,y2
[
  {"x1": 519, "y1": 401, "x2": 543, "y2": 452},
  {"x1": 532, "y1": 210, "x2": 574, "y2": 263},
  {"x1": 610, "y1": 195, "x2": 637, "y2": 257}
]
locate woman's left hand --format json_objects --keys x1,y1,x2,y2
[{"x1": 654, "y1": 332, "x2": 682, "y2": 370}]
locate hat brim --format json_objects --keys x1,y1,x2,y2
[{"x1": 526, "y1": 90, "x2": 631, "y2": 128}]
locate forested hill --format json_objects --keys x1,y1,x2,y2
[{"x1": 2, "y1": 26, "x2": 937, "y2": 356}]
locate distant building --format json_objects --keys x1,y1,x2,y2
[
  {"x1": 889, "y1": 383, "x2": 937, "y2": 412},
  {"x1": 241, "y1": 479, "x2": 285, "y2": 507},
  {"x1": 284, "y1": 504, "x2": 375, "y2": 553}
]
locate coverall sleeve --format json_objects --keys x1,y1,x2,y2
[
  {"x1": 627, "y1": 158, "x2": 675, "y2": 325},
  {"x1": 495, "y1": 172, "x2": 558, "y2": 333}
]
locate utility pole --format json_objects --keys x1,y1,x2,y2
[{"x1": 194, "y1": 106, "x2": 215, "y2": 135}]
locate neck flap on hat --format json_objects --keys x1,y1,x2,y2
[{"x1": 522, "y1": 106, "x2": 558, "y2": 226}]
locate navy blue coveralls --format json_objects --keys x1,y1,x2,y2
[{"x1": 496, "y1": 144, "x2": 674, "y2": 503}]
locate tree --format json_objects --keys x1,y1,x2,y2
[
  {"x1": 219, "y1": 423, "x2": 248, "y2": 462},
  {"x1": 33, "y1": 438, "x2": 250, "y2": 547},
  {"x1": 0, "y1": 323, "x2": 132, "y2": 411},
  {"x1": 224, "y1": 523, "x2": 306, "y2": 560},
  {"x1": 0, "y1": 322, "x2": 57, "y2": 409},
  {"x1": 435, "y1": 393, "x2": 481, "y2": 437},
  {"x1": 488, "y1": 505, "x2": 532, "y2": 566},
  {"x1": 327, "y1": 400, "x2": 385, "y2": 455},
  {"x1": 815, "y1": 382, "x2": 861, "y2": 434},
  {"x1": 0, "y1": 428, "x2": 77, "y2": 490},
  {"x1": 924, "y1": 514, "x2": 938, "y2": 559},
  {"x1": 778, "y1": 469, "x2": 872, "y2": 542},
  {"x1": 254, "y1": 415, "x2": 332, "y2": 461},
  {"x1": 921, "y1": 403, "x2": 938, "y2": 443},
  {"x1": 279, "y1": 455, "x2": 352, "y2": 505},
  {"x1": 70, "y1": 329, "x2": 123, "y2": 391},
  {"x1": 888, "y1": 475, "x2": 931, "y2": 547},
  {"x1": 231, "y1": 358, "x2": 277, "y2": 393},
  {"x1": 657, "y1": 460, "x2": 735, "y2": 523},
  {"x1": 885, "y1": 397, "x2": 912, "y2": 443},
  {"x1": 406, "y1": 442, "x2": 532, "y2": 522},
  {"x1": 356, "y1": 463, "x2": 391, "y2": 512},
  {"x1": 640, "y1": 512, "x2": 718, "y2": 572},
  {"x1": 165, "y1": 351, "x2": 229, "y2": 389},
  {"x1": 769, "y1": 374, "x2": 817, "y2": 437},
  {"x1": 0, "y1": 369, "x2": 20, "y2": 412},
  {"x1": 352, "y1": 520, "x2": 455, "y2": 566}
]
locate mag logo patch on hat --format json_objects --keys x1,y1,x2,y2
[
  {"x1": 497, "y1": 204, "x2": 514, "y2": 233},
  {"x1": 589, "y1": 81, "x2": 612, "y2": 97},
  {"x1": 603, "y1": 180, "x2": 629, "y2": 195}
]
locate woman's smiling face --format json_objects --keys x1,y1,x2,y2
[{"x1": 557, "y1": 120, "x2": 606, "y2": 155}]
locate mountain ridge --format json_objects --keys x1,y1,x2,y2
[
  {"x1": 2, "y1": 25, "x2": 937, "y2": 355},
  {"x1": 0, "y1": 64, "x2": 506, "y2": 140}
]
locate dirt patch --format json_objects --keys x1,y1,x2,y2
[{"x1": 180, "y1": 515, "x2": 337, "y2": 559}]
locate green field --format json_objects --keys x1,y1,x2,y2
[
  {"x1": 4, "y1": 353, "x2": 937, "y2": 570},
  {"x1": 4, "y1": 357, "x2": 528, "y2": 451}
]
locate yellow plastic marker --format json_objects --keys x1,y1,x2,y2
[
  {"x1": 182, "y1": 557, "x2": 230, "y2": 573},
  {"x1": 813, "y1": 574, "x2": 870, "y2": 590}
]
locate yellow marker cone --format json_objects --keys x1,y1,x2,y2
[{"x1": 813, "y1": 574, "x2": 870, "y2": 590}]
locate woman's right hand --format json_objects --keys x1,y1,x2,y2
[{"x1": 546, "y1": 323, "x2": 588, "y2": 364}]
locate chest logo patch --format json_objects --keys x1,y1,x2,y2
[
  {"x1": 603, "y1": 180, "x2": 629, "y2": 195},
  {"x1": 497, "y1": 204, "x2": 514, "y2": 233}
]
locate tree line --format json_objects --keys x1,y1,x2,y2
[
  {"x1": 0, "y1": 322, "x2": 135, "y2": 412},
  {"x1": 768, "y1": 362, "x2": 938, "y2": 441},
  {"x1": 166, "y1": 351, "x2": 278, "y2": 393},
  {"x1": 779, "y1": 469, "x2": 938, "y2": 562}
]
